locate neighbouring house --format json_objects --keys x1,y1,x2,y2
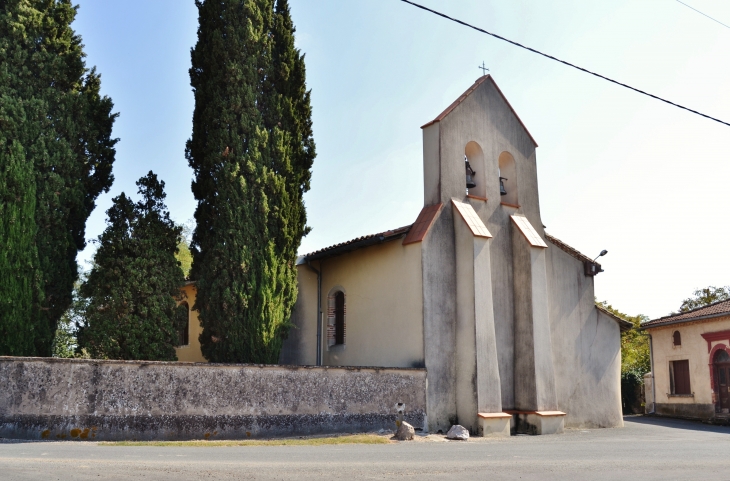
[
  {"x1": 641, "y1": 299, "x2": 730, "y2": 421},
  {"x1": 174, "y1": 282, "x2": 205, "y2": 363},
  {"x1": 276, "y1": 75, "x2": 632, "y2": 435}
]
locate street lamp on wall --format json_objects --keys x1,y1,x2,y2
[{"x1": 585, "y1": 250, "x2": 607, "y2": 277}]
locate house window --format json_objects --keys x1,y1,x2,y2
[
  {"x1": 669, "y1": 360, "x2": 691, "y2": 395},
  {"x1": 327, "y1": 289, "x2": 346, "y2": 348},
  {"x1": 335, "y1": 292, "x2": 345, "y2": 345},
  {"x1": 176, "y1": 302, "x2": 190, "y2": 347},
  {"x1": 673, "y1": 331, "x2": 681, "y2": 346}
]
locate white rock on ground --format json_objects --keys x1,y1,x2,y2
[
  {"x1": 446, "y1": 425, "x2": 469, "y2": 440},
  {"x1": 395, "y1": 421, "x2": 415, "y2": 441}
]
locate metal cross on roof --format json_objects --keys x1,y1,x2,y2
[{"x1": 479, "y1": 62, "x2": 489, "y2": 76}]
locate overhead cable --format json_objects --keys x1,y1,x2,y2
[
  {"x1": 399, "y1": 0, "x2": 730, "y2": 128},
  {"x1": 676, "y1": 0, "x2": 730, "y2": 30}
]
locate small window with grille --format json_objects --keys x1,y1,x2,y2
[
  {"x1": 673, "y1": 330, "x2": 681, "y2": 346},
  {"x1": 327, "y1": 289, "x2": 346, "y2": 348}
]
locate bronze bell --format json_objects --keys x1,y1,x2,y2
[
  {"x1": 499, "y1": 177, "x2": 508, "y2": 196},
  {"x1": 465, "y1": 159, "x2": 476, "y2": 189}
]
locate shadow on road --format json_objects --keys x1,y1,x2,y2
[{"x1": 624, "y1": 415, "x2": 730, "y2": 434}]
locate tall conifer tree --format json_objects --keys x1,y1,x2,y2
[
  {"x1": 78, "y1": 172, "x2": 185, "y2": 361},
  {"x1": 0, "y1": 97, "x2": 42, "y2": 355},
  {"x1": 0, "y1": 0, "x2": 117, "y2": 356},
  {"x1": 187, "y1": 0, "x2": 315, "y2": 363}
]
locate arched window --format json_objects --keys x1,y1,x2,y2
[
  {"x1": 714, "y1": 349, "x2": 730, "y2": 363},
  {"x1": 176, "y1": 302, "x2": 190, "y2": 347},
  {"x1": 673, "y1": 331, "x2": 681, "y2": 346},
  {"x1": 327, "y1": 289, "x2": 346, "y2": 347},
  {"x1": 464, "y1": 141, "x2": 486, "y2": 199},
  {"x1": 498, "y1": 151, "x2": 519, "y2": 207}
]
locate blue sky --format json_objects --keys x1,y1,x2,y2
[{"x1": 72, "y1": 0, "x2": 730, "y2": 319}]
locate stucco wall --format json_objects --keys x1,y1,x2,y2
[
  {"x1": 175, "y1": 283, "x2": 206, "y2": 363},
  {"x1": 279, "y1": 266, "x2": 319, "y2": 366},
  {"x1": 546, "y1": 244, "x2": 623, "y2": 428},
  {"x1": 647, "y1": 316, "x2": 730, "y2": 419},
  {"x1": 0, "y1": 357, "x2": 426, "y2": 441},
  {"x1": 422, "y1": 78, "x2": 539, "y2": 425},
  {"x1": 281, "y1": 239, "x2": 424, "y2": 369},
  {"x1": 320, "y1": 240, "x2": 424, "y2": 368}
]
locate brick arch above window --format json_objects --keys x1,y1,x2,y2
[
  {"x1": 708, "y1": 343, "x2": 730, "y2": 395},
  {"x1": 326, "y1": 286, "x2": 346, "y2": 348}
]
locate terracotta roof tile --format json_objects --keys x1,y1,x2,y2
[
  {"x1": 402, "y1": 203, "x2": 442, "y2": 245},
  {"x1": 642, "y1": 299, "x2": 730, "y2": 329},
  {"x1": 596, "y1": 304, "x2": 634, "y2": 332},
  {"x1": 302, "y1": 225, "x2": 412, "y2": 262},
  {"x1": 421, "y1": 75, "x2": 538, "y2": 147},
  {"x1": 545, "y1": 233, "x2": 598, "y2": 267}
]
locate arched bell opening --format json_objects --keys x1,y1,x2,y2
[
  {"x1": 464, "y1": 141, "x2": 486, "y2": 199},
  {"x1": 498, "y1": 151, "x2": 518, "y2": 206}
]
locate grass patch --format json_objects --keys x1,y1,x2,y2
[{"x1": 100, "y1": 434, "x2": 391, "y2": 447}]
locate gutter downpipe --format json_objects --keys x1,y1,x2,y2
[
  {"x1": 648, "y1": 332, "x2": 656, "y2": 414},
  {"x1": 306, "y1": 260, "x2": 322, "y2": 366}
]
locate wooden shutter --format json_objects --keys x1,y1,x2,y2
[
  {"x1": 335, "y1": 292, "x2": 345, "y2": 345},
  {"x1": 672, "y1": 360, "x2": 691, "y2": 395},
  {"x1": 326, "y1": 295, "x2": 336, "y2": 348}
]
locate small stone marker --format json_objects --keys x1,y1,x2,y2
[
  {"x1": 395, "y1": 421, "x2": 415, "y2": 441},
  {"x1": 446, "y1": 425, "x2": 469, "y2": 440}
]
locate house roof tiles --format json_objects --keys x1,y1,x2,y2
[
  {"x1": 641, "y1": 299, "x2": 730, "y2": 330},
  {"x1": 301, "y1": 225, "x2": 412, "y2": 262}
]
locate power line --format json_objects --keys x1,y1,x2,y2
[
  {"x1": 399, "y1": 0, "x2": 730, "y2": 128},
  {"x1": 676, "y1": 0, "x2": 730, "y2": 30}
]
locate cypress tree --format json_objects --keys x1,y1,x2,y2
[
  {"x1": 0, "y1": 97, "x2": 42, "y2": 355},
  {"x1": 0, "y1": 0, "x2": 117, "y2": 356},
  {"x1": 187, "y1": 0, "x2": 315, "y2": 363},
  {"x1": 78, "y1": 172, "x2": 185, "y2": 361}
]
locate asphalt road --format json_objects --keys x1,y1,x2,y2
[{"x1": 1, "y1": 416, "x2": 729, "y2": 480}]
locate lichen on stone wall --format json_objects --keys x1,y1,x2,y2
[{"x1": 0, "y1": 357, "x2": 427, "y2": 440}]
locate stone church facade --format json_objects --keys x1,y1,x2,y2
[{"x1": 279, "y1": 75, "x2": 631, "y2": 435}]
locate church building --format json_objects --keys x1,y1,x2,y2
[{"x1": 278, "y1": 75, "x2": 632, "y2": 435}]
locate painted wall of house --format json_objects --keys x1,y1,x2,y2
[
  {"x1": 321, "y1": 240, "x2": 424, "y2": 368},
  {"x1": 546, "y1": 244, "x2": 623, "y2": 428},
  {"x1": 279, "y1": 266, "x2": 319, "y2": 366},
  {"x1": 0, "y1": 357, "x2": 426, "y2": 440},
  {"x1": 647, "y1": 316, "x2": 730, "y2": 419},
  {"x1": 175, "y1": 283, "x2": 206, "y2": 363},
  {"x1": 281, "y1": 239, "x2": 424, "y2": 369}
]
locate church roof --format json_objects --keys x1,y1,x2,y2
[
  {"x1": 403, "y1": 203, "x2": 442, "y2": 245},
  {"x1": 545, "y1": 233, "x2": 601, "y2": 270},
  {"x1": 421, "y1": 75, "x2": 538, "y2": 147},
  {"x1": 640, "y1": 299, "x2": 730, "y2": 330},
  {"x1": 300, "y1": 224, "x2": 412, "y2": 262},
  {"x1": 596, "y1": 305, "x2": 634, "y2": 332}
]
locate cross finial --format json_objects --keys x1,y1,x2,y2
[{"x1": 478, "y1": 62, "x2": 489, "y2": 76}]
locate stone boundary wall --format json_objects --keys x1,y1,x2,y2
[{"x1": 0, "y1": 357, "x2": 426, "y2": 441}]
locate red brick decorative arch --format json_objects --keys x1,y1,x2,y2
[{"x1": 708, "y1": 343, "x2": 730, "y2": 403}]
